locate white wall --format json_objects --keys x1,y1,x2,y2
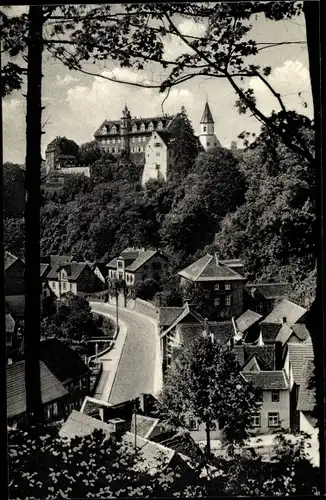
[
  {"x1": 142, "y1": 132, "x2": 169, "y2": 186},
  {"x1": 61, "y1": 166, "x2": 90, "y2": 177}
]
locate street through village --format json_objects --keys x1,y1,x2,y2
[{"x1": 90, "y1": 302, "x2": 160, "y2": 405}]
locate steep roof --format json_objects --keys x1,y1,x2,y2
[
  {"x1": 5, "y1": 251, "x2": 22, "y2": 271},
  {"x1": 160, "y1": 303, "x2": 204, "y2": 339},
  {"x1": 40, "y1": 338, "x2": 91, "y2": 384},
  {"x1": 236, "y1": 310, "x2": 263, "y2": 333},
  {"x1": 126, "y1": 250, "x2": 158, "y2": 272},
  {"x1": 200, "y1": 102, "x2": 214, "y2": 124},
  {"x1": 94, "y1": 115, "x2": 175, "y2": 137},
  {"x1": 247, "y1": 283, "x2": 292, "y2": 300},
  {"x1": 275, "y1": 323, "x2": 293, "y2": 346},
  {"x1": 287, "y1": 344, "x2": 314, "y2": 385},
  {"x1": 59, "y1": 411, "x2": 178, "y2": 474},
  {"x1": 291, "y1": 324, "x2": 311, "y2": 342},
  {"x1": 241, "y1": 370, "x2": 288, "y2": 390},
  {"x1": 130, "y1": 414, "x2": 160, "y2": 439},
  {"x1": 106, "y1": 248, "x2": 161, "y2": 271},
  {"x1": 7, "y1": 360, "x2": 68, "y2": 419},
  {"x1": 5, "y1": 295, "x2": 25, "y2": 319},
  {"x1": 261, "y1": 299, "x2": 307, "y2": 326},
  {"x1": 178, "y1": 254, "x2": 245, "y2": 282},
  {"x1": 154, "y1": 130, "x2": 172, "y2": 146},
  {"x1": 40, "y1": 263, "x2": 50, "y2": 277},
  {"x1": 46, "y1": 262, "x2": 88, "y2": 280},
  {"x1": 297, "y1": 360, "x2": 316, "y2": 412},
  {"x1": 159, "y1": 307, "x2": 185, "y2": 327},
  {"x1": 209, "y1": 321, "x2": 234, "y2": 345},
  {"x1": 260, "y1": 322, "x2": 282, "y2": 343},
  {"x1": 5, "y1": 313, "x2": 15, "y2": 333},
  {"x1": 233, "y1": 345, "x2": 275, "y2": 370}
]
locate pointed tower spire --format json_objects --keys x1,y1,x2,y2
[{"x1": 200, "y1": 101, "x2": 214, "y2": 124}]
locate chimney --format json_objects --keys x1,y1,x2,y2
[
  {"x1": 108, "y1": 418, "x2": 128, "y2": 437},
  {"x1": 214, "y1": 253, "x2": 219, "y2": 266},
  {"x1": 282, "y1": 317, "x2": 287, "y2": 324}
]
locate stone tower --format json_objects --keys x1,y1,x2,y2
[
  {"x1": 120, "y1": 104, "x2": 131, "y2": 153},
  {"x1": 199, "y1": 101, "x2": 220, "y2": 151}
]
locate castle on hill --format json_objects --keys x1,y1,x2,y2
[{"x1": 45, "y1": 102, "x2": 233, "y2": 185}]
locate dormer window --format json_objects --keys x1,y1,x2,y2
[
  {"x1": 101, "y1": 126, "x2": 107, "y2": 134},
  {"x1": 111, "y1": 125, "x2": 117, "y2": 133},
  {"x1": 140, "y1": 123, "x2": 146, "y2": 132},
  {"x1": 132, "y1": 123, "x2": 138, "y2": 132},
  {"x1": 117, "y1": 260, "x2": 124, "y2": 268},
  {"x1": 148, "y1": 122, "x2": 154, "y2": 131},
  {"x1": 157, "y1": 120, "x2": 163, "y2": 130}
]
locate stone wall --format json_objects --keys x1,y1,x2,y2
[{"x1": 134, "y1": 298, "x2": 159, "y2": 320}]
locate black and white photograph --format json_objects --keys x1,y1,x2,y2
[{"x1": 1, "y1": 2, "x2": 324, "y2": 497}]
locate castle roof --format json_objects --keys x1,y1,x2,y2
[
  {"x1": 200, "y1": 102, "x2": 214, "y2": 124},
  {"x1": 94, "y1": 114, "x2": 175, "y2": 137}
]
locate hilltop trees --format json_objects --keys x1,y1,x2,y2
[{"x1": 158, "y1": 336, "x2": 258, "y2": 456}]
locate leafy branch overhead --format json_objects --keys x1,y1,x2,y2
[{"x1": 1, "y1": 2, "x2": 313, "y2": 164}]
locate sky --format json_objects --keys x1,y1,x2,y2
[{"x1": 2, "y1": 4, "x2": 313, "y2": 164}]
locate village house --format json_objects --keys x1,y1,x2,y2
[
  {"x1": 39, "y1": 338, "x2": 92, "y2": 412},
  {"x1": 178, "y1": 254, "x2": 246, "y2": 320},
  {"x1": 244, "y1": 283, "x2": 293, "y2": 315},
  {"x1": 258, "y1": 299, "x2": 308, "y2": 344},
  {"x1": 106, "y1": 247, "x2": 169, "y2": 293},
  {"x1": 7, "y1": 360, "x2": 68, "y2": 426},
  {"x1": 45, "y1": 259, "x2": 103, "y2": 297}
]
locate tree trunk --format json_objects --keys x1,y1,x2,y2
[
  {"x1": 303, "y1": 1, "x2": 324, "y2": 494},
  {"x1": 205, "y1": 421, "x2": 211, "y2": 458},
  {"x1": 24, "y1": 5, "x2": 44, "y2": 426}
]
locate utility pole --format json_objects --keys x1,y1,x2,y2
[
  {"x1": 133, "y1": 399, "x2": 137, "y2": 454},
  {"x1": 24, "y1": 5, "x2": 44, "y2": 426},
  {"x1": 115, "y1": 284, "x2": 119, "y2": 331}
]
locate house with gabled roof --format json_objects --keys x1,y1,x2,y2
[
  {"x1": 178, "y1": 253, "x2": 246, "y2": 320},
  {"x1": 260, "y1": 299, "x2": 307, "y2": 326},
  {"x1": 107, "y1": 247, "x2": 169, "y2": 294},
  {"x1": 235, "y1": 309, "x2": 263, "y2": 343},
  {"x1": 245, "y1": 282, "x2": 292, "y2": 315},
  {"x1": 7, "y1": 360, "x2": 68, "y2": 426},
  {"x1": 46, "y1": 260, "x2": 103, "y2": 297}
]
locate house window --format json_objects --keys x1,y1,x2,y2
[
  {"x1": 225, "y1": 283, "x2": 231, "y2": 291},
  {"x1": 52, "y1": 281, "x2": 56, "y2": 288},
  {"x1": 111, "y1": 126, "x2": 117, "y2": 133},
  {"x1": 214, "y1": 284, "x2": 220, "y2": 291},
  {"x1": 112, "y1": 148, "x2": 115, "y2": 153},
  {"x1": 252, "y1": 413, "x2": 261, "y2": 427},
  {"x1": 225, "y1": 296, "x2": 232, "y2": 306},
  {"x1": 155, "y1": 143, "x2": 161, "y2": 147},
  {"x1": 207, "y1": 142, "x2": 210, "y2": 146},
  {"x1": 256, "y1": 389, "x2": 263, "y2": 403},
  {"x1": 271, "y1": 390, "x2": 280, "y2": 402},
  {"x1": 268, "y1": 412, "x2": 280, "y2": 427},
  {"x1": 156, "y1": 164, "x2": 160, "y2": 170},
  {"x1": 117, "y1": 261, "x2": 123, "y2": 268},
  {"x1": 62, "y1": 282, "x2": 66, "y2": 290},
  {"x1": 189, "y1": 417, "x2": 198, "y2": 431},
  {"x1": 156, "y1": 152, "x2": 160, "y2": 156},
  {"x1": 112, "y1": 138, "x2": 116, "y2": 144},
  {"x1": 214, "y1": 297, "x2": 220, "y2": 306},
  {"x1": 126, "y1": 274, "x2": 129, "y2": 283}
]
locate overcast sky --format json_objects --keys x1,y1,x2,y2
[{"x1": 3, "y1": 5, "x2": 313, "y2": 164}]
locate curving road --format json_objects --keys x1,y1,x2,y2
[{"x1": 90, "y1": 302, "x2": 160, "y2": 405}]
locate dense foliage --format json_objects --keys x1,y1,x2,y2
[
  {"x1": 157, "y1": 336, "x2": 258, "y2": 453},
  {"x1": 8, "y1": 423, "x2": 319, "y2": 498},
  {"x1": 3, "y1": 162, "x2": 25, "y2": 218}
]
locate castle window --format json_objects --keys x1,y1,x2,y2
[
  {"x1": 156, "y1": 152, "x2": 160, "y2": 156},
  {"x1": 132, "y1": 147, "x2": 136, "y2": 152},
  {"x1": 112, "y1": 138, "x2": 116, "y2": 144},
  {"x1": 112, "y1": 148, "x2": 115, "y2": 153},
  {"x1": 111, "y1": 125, "x2": 117, "y2": 133},
  {"x1": 155, "y1": 143, "x2": 161, "y2": 147},
  {"x1": 157, "y1": 121, "x2": 163, "y2": 129},
  {"x1": 207, "y1": 142, "x2": 210, "y2": 146},
  {"x1": 102, "y1": 139, "x2": 106, "y2": 144},
  {"x1": 132, "y1": 124, "x2": 138, "y2": 132},
  {"x1": 138, "y1": 137, "x2": 142, "y2": 143},
  {"x1": 148, "y1": 122, "x2": 154, "y2": 131},
  {"x1": 140, "y1": 123, "x2": 146, "y2": 131},
  {"x1": 204, "y1": 126, "x2": 207, "y2": 132},
  {"x1": 138, "y1": 147, "x2": 142, "y2": 152},
  {"x1": 142, "y1": 136, "x2": 146, "y2": 142},
  {"x1": 156, "y1": 164, "x2": 160, "y2": 170},
  {"x1": 132, "y1": 137, "x2": 136, "y2": 143}
]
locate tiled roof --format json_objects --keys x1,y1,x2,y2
[
  {"x1": 159, "y1": 307, "x2": 185, "y2": 327},
  {"x1": 95, "y1": 115, "x2": 175, "y2": 137},
  {"x1": 5, "y1": 313, "x2": 15, "y2": 333},
  {"x1": 247, "y1": 283, "x2": 292, "y2": 300},
  {"x1": 80, "y1": 396, "x2": 113, "y2": 418},
  {"x1": 177, "y1": 323, "x2": 206, "y2": 347},
  {"x1": 4, "y1": 251, "x2": 20, "y2": 271},
  {"x1": 92, "y1": 262, "x2": 107, "y2": 278},
  {"x1": 236, "y1": 310, "x2": 263, "y2": 333},
  {"x1": 5, "y1": 295, "x2": 25, "y2": 319},
  {"x1": 209, "y1": 321, "x2": 234, "y2": 345},
  {"x1": 275, "y1": 323, "x2": 293, "y2": 346},
  {"x1": 130, "y1": 414, "x2": 160, "y2": 439},
  {"x1": 126, "y1": 250, "x2": 158, "y2": 272},
  {"x1": 40, "y1": 263, "x2": 50, "y2": 277},
  {"x1": 159, "y1": 432, "x2": 202, "y2": 461},
  {"x1": 200, "y1": 102, "x2": 214, "y2": 124},
  {"x1": 40, "y1": 338, "x2": 91, "y2": 385},
  {"x1": 291, "y1": 324, "x2": 311, "y2": 342},
  {"x1": 46, "y1": 262, "x2": 88, "y2": 280},
  {"x1": 233, "y1": 345, "x2": 275, "y2": 370},
  {"x1": 260, "y1": 322, "x2": 282, "y2": 343},
  {"x1": 178, "y1": 254, "x2": 245, "y2": 282},
  {"x1": 160, "y1": 303, "x2": 204, "y2": 339},
  {"x1": 59, "y1": 411, "x2": 178, "y2": 474},
  {"x1": 287, "y1": 344, "x2": 314, "y2": 385},
  {"x1": 155, "y1": 130, "x2": 172, "y2": 146},
  {"x1": 241, "y1": 370, "x2": 288, "y2": 390},
  {"x1": 7, "y1": 360, "x2": 68, "y2": 419},
  {"x1": 261, "y1": 299, "x2": 307, "y2": 326},
  {"x1": 297, "y1": 360, "x2": 316, "y2": 412}
]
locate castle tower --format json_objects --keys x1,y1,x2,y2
[
  {"x1": 199, "y1": 101, "x2": 220, "y2": 151},
  {"x1": 120, "y1": 104, "x2": 131, "y2": 152}
]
